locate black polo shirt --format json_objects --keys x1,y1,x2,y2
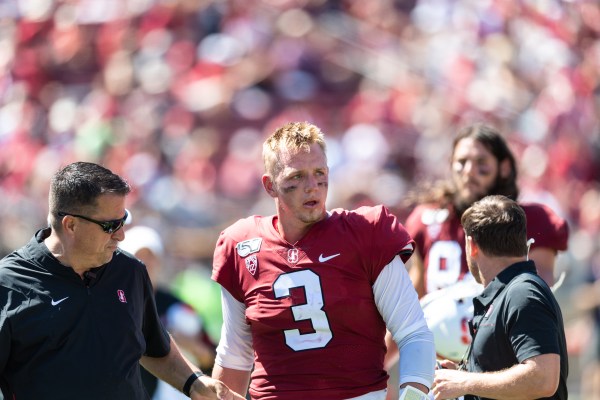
[
  {"x1": 465, "y1": 261, "x2": 568, "y2": 400},
  {"x1": 0, "y1": 228, "x2": 170, "y2": 399}
]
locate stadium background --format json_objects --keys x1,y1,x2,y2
[{"x1": 1, "y1": 0, "x2": 599, "y2": 398}]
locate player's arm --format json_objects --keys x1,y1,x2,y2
[
  {"x1": 385, "y1": 246, "x2": 423, "y2": 371},
  {"x1": 171, "y1": 330, "x2": 216, "y2": 371},
  {"x1": 407, "y1": 248, "x2": 426, "y2": 298},
  {"x1": 165, "y1": 303, "x2": 216, "y2": 370},
  {"x1": 433, "y1": 353, "x2": 560, "y2": 400},
  {"x1": 140, "y1": 336, "x2": 245, "y2": 400},
  {"x1": 212, "y1": 366, "x2": 251, "y2": 397},
  {"x1": 403, "y1": 206, "x2": 427, "y2": 299},
  {"x1": 211, "y1": 288, "x2": 253, "y2": 396},
  {"x1": 374, "y1": 255, "x2": 436, "y2": 394},
  {"x1": 528, "y1": 247, "x2": 557, "y2": 286}
]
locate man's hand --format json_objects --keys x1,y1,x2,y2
[
  {"x1": 432, "y1": 368, "x2": 468, "y2": 400},
  {"x1": 191, "y1": 375, "x2": 247, "y2": 400},
  {"x1": 436, "y1": 359, "x2": 458, "y2": 370}
]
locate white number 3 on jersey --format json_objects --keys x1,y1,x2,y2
[{"x1": 273, "y1": 269, "x2": 333, "y2": 351}]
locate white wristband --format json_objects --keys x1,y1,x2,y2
[{"x1": 398, "y1": 385, "x2": 429, "y2": 400}]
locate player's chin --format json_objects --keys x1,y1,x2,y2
[
  {"x1": 459, "y1": 189, "x2": 484, "y2": 205},
  {"x1": 300, "y1": 208, "x2": 326, "y2": 223}
]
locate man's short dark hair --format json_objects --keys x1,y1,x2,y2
[
  {"x1": 49, "y1": 162, "x2": 130, "y2": 218},
  {"x1": 461, "y1": 195, "x2": 528, "y2": 257}
]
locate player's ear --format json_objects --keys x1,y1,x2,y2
[
  {"x1": 262, "y1": 174, "x2": 277, "y2": 198},
  {"x1": 499, "y1": 158, "x2": 511, "y2": 179}
]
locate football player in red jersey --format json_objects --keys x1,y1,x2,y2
[
  {"x1": 405, "y1": 123, "x2": 568, "y2": 298},
  {"x1": 210, "y1": 121, "x2": 435, "y2": 400},
  {"x1": 385, "y1": 123, "x2": 569, "y2": 400}
]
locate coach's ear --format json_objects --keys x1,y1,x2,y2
[
  {"x1": 466, "y1": 235, "x2": 478, "y2": 257},
  {"x1": 262, "y1": 175, "x2": 277, "y2": 198},
  {"x1": 61, "y1": 214, "x2": 77, "y2": 234}
]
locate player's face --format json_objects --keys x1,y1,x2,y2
[
  {"x1": 273, "y1": 143, "x2": 329, "y2": 226},
  {"x1": 451, "y1": 138, "x2": 500, "y2": 206},
  {"x1": 70, "y1": 194, "x2": 127, "y2": 269}
]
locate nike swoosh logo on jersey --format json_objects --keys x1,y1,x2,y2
[
  {"x1": 51, "y1": 297, "x2": 69, "y2": 306},
  {"x1": 318, "y1": 253, "x2": 340, "y2": 262}
]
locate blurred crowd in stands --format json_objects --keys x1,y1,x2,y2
[{"x1": 0, "y1": 0, "x2": 599, "y2": 397}]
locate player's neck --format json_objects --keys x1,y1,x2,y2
[{"x1": 273, "y1": 216, "x2": 311, "y2": 246}]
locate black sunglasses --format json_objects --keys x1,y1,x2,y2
[{"x1": 58, "y1": 210, "x2": 129, "y2": 234}]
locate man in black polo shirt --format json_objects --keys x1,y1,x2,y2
[
  {"x1": 431, "y1": 195, "x2": 568, "y2": 400},
  {"x1": 0, "y1": 162, "x2": 245, "y2": 400}
]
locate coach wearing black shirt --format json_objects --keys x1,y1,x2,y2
[
  {"x1": 0, "y1": 162, "x2": 244, "y2": 400},
  {"x1": 431, "y1": 195, "x2": 568, "y2": 400}
]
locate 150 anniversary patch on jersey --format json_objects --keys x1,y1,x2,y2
[{"x1": 236, "y1": 237, "x2": 262, "y2": 257}]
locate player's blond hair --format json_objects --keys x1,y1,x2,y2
[{"x1": 262, "y1": 121, "x2": 327, "y2": 178}]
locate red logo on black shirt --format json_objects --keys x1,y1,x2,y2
[{"x1": 117, "y1": 290, "x2": 127, "y2": 303}]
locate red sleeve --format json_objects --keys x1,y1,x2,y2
[
  {"x1": 378, "y1": 205, "x2": 415, "y2": 264},
  {"x1": 211, "y1": 220, "x2": 249, "y2": 303},
  {"x1": 353, "y1": 205, "x2": 415, "y2": 281},
  {"x1": 404, "y1": 205, "x2": 427, "y2": 257},
  {"x1": 521, "y1": 203, "x2": 569, "y2": 252}
]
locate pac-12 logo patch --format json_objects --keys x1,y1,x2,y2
[
  {"x1": 117, "y1": 290, "x2": 127, "y2": 303},
  {"x1": 237, "y1": 238, "x2": 262, "y2": 257},
  {"x1": 245, "y1": 255, "x2": 258, "y2": 275}
]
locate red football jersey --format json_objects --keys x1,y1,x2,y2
[
  {"x1": 406, "y1": 202, "x2": 569, "y2": 294},
  {"x1": 212, "y1": 205, "x2": 414, "y2": 400}
]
